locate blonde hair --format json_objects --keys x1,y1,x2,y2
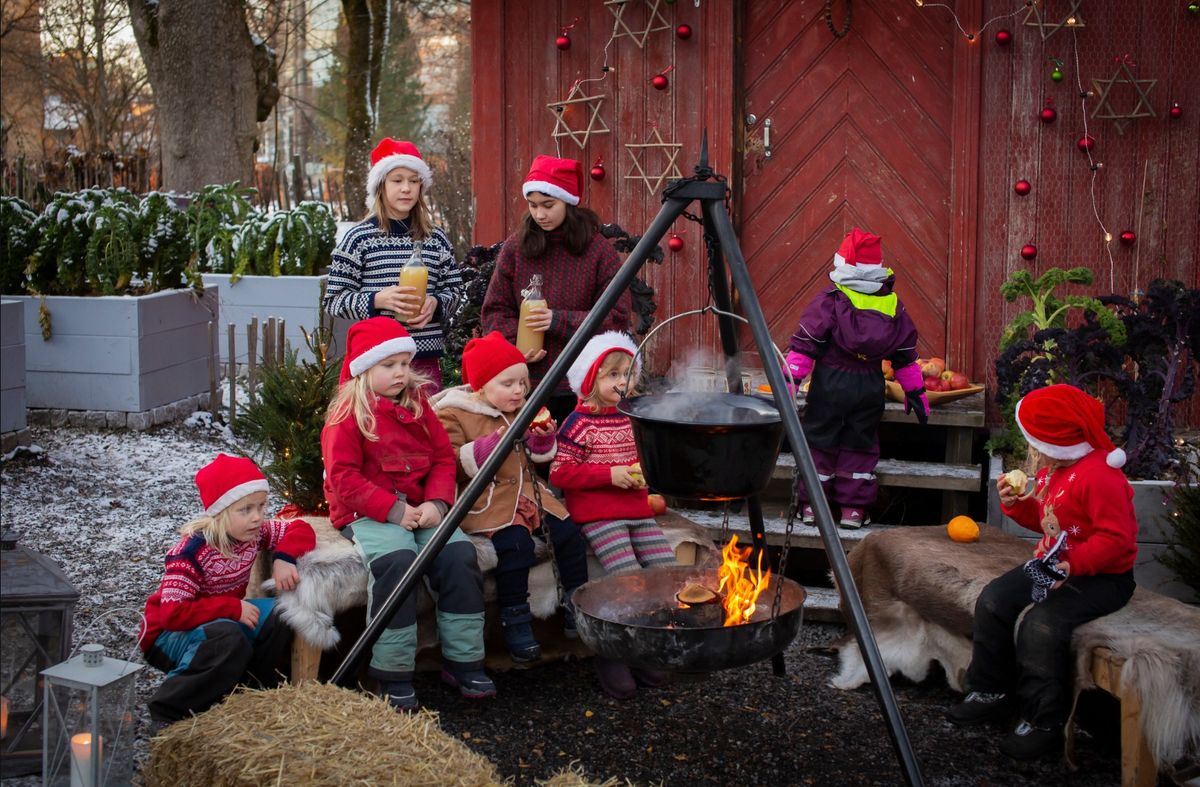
[
  {"x1": 582, "y1": 352, "x2": 634, "y2": 412},
  {"x1": 179, "y1": 510, "x2": 237, "y2": 557},
  {"x1": 368, "y1": 178, "x2": 434, "y2": 241},
  {"x1": 326, "y1": 361, "x2": 431, "y2": 441}
]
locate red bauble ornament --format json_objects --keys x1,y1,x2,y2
[
  {"x1": 651, "y1": 74, "x2": 669, "y2": 90},
  {"x1": 1039, "y1": 106, "x2": 1057, "y2": 124},
  {"x1": 555, "y1": 33, "x2": 571, "y2": 50},
  {"x1": 676, "y1": 24, "x2": 692, "y2": 39},
  {"x1": 1020, "y1": 244, "x2": 1038, "y2": 260},
  {"x1": 668, "y1": 234, "x2": 684, "y2": 252},
  {"x1": 1077, "y1": 135, "x2": 1096, "y2": 152},
  {"x1": 1169, "y1": 103, "x2": 1183, "y2": 119},
  {"x1": 590, "y1": 163, "x2": 606, "y2": 182},
  {"x1": 1119, "y1": 230, "x2": 1136, "y2": 245},
  {"x1": 995, "y1": 29, "x2": 1012, "y2": 46},
  {"x1": 1014, "y1": 179, "x2": 1032, "y2": 196}
]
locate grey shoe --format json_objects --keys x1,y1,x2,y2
[{"x1": 946, "y1": 691, "x2": 1011, "y2": 726}]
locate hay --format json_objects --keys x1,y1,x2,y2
[
  {"x1": 535, "y1": 764, "x2": 630, "y2": 787},
  {"x1": 143, "y1": 683, "x2": 503, "y2": 787}
]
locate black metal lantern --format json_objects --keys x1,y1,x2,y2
[{"x1": 1, "y1": 530, "x2": 79, "y2": 777}]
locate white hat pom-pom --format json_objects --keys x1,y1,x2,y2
[{"x1": 1107, "y1": 448, "x2": 1127, "y2": 468}]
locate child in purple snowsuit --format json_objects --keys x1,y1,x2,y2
[{"x1": 784, "y1": 228, "x2": 928, "y2": 528}]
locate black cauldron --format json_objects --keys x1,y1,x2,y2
[
  {"x1": 618, "y1": 393, "x2": 784, "y2": 501},
  {"x1": 572, "y1": 566, "x2": 806, "y2": 672}
]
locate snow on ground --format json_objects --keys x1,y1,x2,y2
[{"x1": 0, "y1": 420, "x2": 265, "y2": 782}]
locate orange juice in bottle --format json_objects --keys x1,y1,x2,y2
[
  {"x1": 516, "y1": 274, "x2": 547, "y2": 355},
  {"x1": 396, "y1": 243, "x2": 428, "y2": 321}
]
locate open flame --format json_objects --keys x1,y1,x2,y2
[{"x1": 716, "y1": 535, "x2": 771, "y2": 626}]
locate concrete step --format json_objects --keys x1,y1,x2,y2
[
  {"x1": 672, "y1": 506, "x2": 892, "y2": 549},
  {"x1": 802, "y1": 584, "x2": 842, "y2": 623},
  {"x1": 772, "y1": 452, "x2": 983, "y2": 492}
]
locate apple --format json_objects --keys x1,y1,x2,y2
[
  {"x1": 923, "y1": 375, "x2": 943, "y2": 392},
  {"x1": 940, "y1": 369, "x2": 955, "y2": 383},
  {"x1": 920, "y1": 356, "x2": 946, "y2": 378},
  {"x1": 881, "y1": 359, "x2": 894, "y2": 381},
  {"x1": 648, "y1": 493, "x2": 667, "y2": 515},
  {"x1": 949, "y1": 372, "x2": 970, "y2": 390}
]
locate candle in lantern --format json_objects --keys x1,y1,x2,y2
[
  {"x1": 1, "y1": 695, "x2": 8, "y2": 738},
  {"x1": 70, "y1": 732, "x2": 102, "y2": 787}
]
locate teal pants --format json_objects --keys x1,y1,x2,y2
[{"x1": 343, "y1": 519, "x2": 485, "y2": 681}]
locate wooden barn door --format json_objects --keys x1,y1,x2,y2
[{"x1": 737, "y1": 0, "x2": 980, "y2": 373}]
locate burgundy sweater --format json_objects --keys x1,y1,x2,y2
[{"x1": 481, "y1": 231, "x2": 631, "y2": 394}]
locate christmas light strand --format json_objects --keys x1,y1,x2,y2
[
  {"x1": 913, "y1": 0, "x2": 1030, "y2": 42},
  {"x1": 1070, "y1": 26, "x2": 1117, "y2": 291}
]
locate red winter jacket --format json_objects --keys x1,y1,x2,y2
[
  {"x1": 321, "y1": 394, "x2": 458, "y2": 528},
  {"x1": 1000, "y1": 449, "x2": 1138, "y2": 576}
]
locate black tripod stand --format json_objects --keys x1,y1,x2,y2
[{"x1": 330, "y1": 141, "x2": 925, "y2": 787}]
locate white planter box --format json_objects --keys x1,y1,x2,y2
[
  {"x1": 1, "y1": 299, "x2": 26, "y2": 433},
  {"x1": 200, "y1": 274, "x2": 351, "y2": 365},
  {"x1": 987, "y1": 455, "x2": 1197, "y2": 603},
  {"x1": 12, "y1": 287, "x2": 217, "y2": 413}
]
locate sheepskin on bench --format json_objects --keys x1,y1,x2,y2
[
  {"x1": 829, "y1": 525, "x2": 1200, "y2": 775},
  {"x1": 250, "y1": 511, "x2": 717, "y2": 653}
]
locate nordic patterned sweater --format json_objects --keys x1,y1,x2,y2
[
  {"x1": 324, "y1": 217, "x2": 466, "y2": 359},
  {"x1": 550, "y1": 404, "x2": 654, "y2": 523},
  {"x1": 138, "y1": 518, "x2": 316, "y2": 650},
  {"x1": 481, "y1": 231, "x2": 631, "y2": 394}
]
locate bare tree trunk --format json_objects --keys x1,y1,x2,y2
[
  {"x1": 128, "y1": 0, "x2": 278, "y2": 193},
  {"x1": 340, "y1": 0, "x2": 388, "y2": 218}
]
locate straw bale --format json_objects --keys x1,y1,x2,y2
[
  {"x1": 143, "y1": 683, "x2": 503, "y2": 787},
  {"x1": 535, "y1": 764, "x2": 629, "y2": 787}
]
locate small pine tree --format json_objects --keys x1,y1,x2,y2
[
  {"x1": 1159, "y1": 463, "x2": 1200, "y2": 596},
  {"x1": 235, "y1": 327, "x2": 341, "y2": 514}
]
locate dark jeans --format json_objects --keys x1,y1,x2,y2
[
  {"x1": 966, "y1": 564, "x2": 1135, "y2": 727},
  {"x1": 491, "y1": 515, "x2": 589, "y2": 608}
]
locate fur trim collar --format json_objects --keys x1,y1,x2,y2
[{"x1": 430, "y1": 385, "x2": 505, "y2": 418}]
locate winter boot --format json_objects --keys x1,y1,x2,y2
[
  {"x1": 999, "y1": 720, "x2": 1063, "y2": 761},
  {"x1": 380, "y1": 680, "x2": 418, "y2": 713},
  {"x1": 946, "y1": 691, "x2": 1012, "y2": 726},
  {"x1": 800, "y1": 505, "x2": 816, "y2": 525},
  {"x1": 441, "y1": 661, "x2": 497, "y2": 699},
  {"x1": 561, "y1": 594, "x2": 580, "y2": 640},
  {"x1": 594, "y1": 657, "x2": 637, "y2": 700},
  {"x1": 838, "y1": 507, "x2": 869, "y2": 529},
  {"x1": 499, "y1": 603, "x2": 541, "y2": 662}
]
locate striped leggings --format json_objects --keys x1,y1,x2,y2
[{"x1": 580, "y1": 518, "x2": 675, "y2": 575}]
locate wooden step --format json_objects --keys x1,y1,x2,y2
[
  {"x1": 771, "y1": 453, "x2": 983, "y2": 492},
  {"x1": 801, "y1": 584, "x2": 843, "y2": 623},
  {"x1": 672, "y1": 506, "x2": 891, "y2": 549}
]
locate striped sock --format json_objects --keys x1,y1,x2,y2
[
  {"x1": 628, "y1": 519, "x2": 676, "y2": 567},
  {"x1": 581, "y1": 520, "x2": 641, "y2": 574}
]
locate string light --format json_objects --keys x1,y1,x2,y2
[
  {"x1": 913, "y1": 0, "x2": 1029, "y2": 42},
  {"x1": 1070, "y1": 27, "x2": 1118, "y2": 291}
]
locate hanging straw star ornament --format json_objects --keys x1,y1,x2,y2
[
  {"x1": 1090, "y1": 57, "x2": 1156, "y2": 135},
  {"x1": 624, "y1": 127, "x2": 682, "y2": 195},
  {"x1": 547, "y1": 83, "x2": 611, "y2": 150},
  {"x1": 605, "y1": 0, "x2": 672, "y2": 50},
  {"x1": 1022, "y1": 0, "x2": 1085, "y2": 41}
]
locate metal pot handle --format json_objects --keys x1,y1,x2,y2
[{"x1": 623, "y1": 306, "x2": 790, "y2": 395}]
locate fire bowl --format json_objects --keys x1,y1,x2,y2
[
  {"x1": 572, "y1": 565, "x2": 806, "y2": 672},
  {"x1": 618, "y1": 393, "x2": 784, "y2": 501}
]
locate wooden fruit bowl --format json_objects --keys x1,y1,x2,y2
[{"x1": 885, "y1": 380, "x2": 985, "y2": 406}]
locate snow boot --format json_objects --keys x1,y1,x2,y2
[
  {"x1": 441, "y1": 661, "x2": 497, "y2": 699},
  {"x1": 499, "y1": 603, "x2": 541, "y2": 662},
  {"x1": 595, "y1": 657, "x2": 637, "y2": 700},
  {"x1": 380, "y1": 680, "x2": 418, "y2": 713}
]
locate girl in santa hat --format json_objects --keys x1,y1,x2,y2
[
  {"x1": 139, "y1": 454, "x2": 316, "y2": 728},
  {"x1": 947, "y1": 384, "x2": 1138, "y2": 762},
  {"x1": 784, "y1": 227, "x2": 926, "y2": 529},
  {"x1": 324, "y1": 138, "x2": 466, "y2": 388},
  {"x1": 321, "y1": 317, "x2": 492, "y2": 711},
  {"x1": 430, "y1": 331, "x2": 589, "y2": 664},
  {"x1": 551, "y1": 331, "x2": 674, "y2": 698},
  {"x1": 481, "y1": 155, "x2": 631, "y2": 423}
]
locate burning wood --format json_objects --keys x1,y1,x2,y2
[
  {"x1": 675, "y1": 583, "x2": 719, "y2": 605},
  {"x1": 716, "y1": 535, "x2": 771, "y2": 626}
]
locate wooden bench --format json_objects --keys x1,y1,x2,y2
[{"x1": 1088, "y1": 647, "x2": 1157, "y2": 787}]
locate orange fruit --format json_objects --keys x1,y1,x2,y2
[{"x1": 947, "y1": 515, "x2": 980, "y2": 543}]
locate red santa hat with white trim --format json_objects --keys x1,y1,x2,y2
[
  {"x1": 365, "y1": 138, "x2": 433, "y2": 212},
  {"x1": 340, "y1": 317, "x2": 418, "y2": 384},
  {"x1": 832, "y1": 227, "x2": 883, "y2": 272},
  {"x1": 195, "y1": 453, "x2": 270, "y2": 517},
  {"x1": 1015, "y1": 384, "x2": 1126, "y2": 468},
  {"x1": 568, "y1": 331, "x2": 639, "y2": 398},
  {"x1": 522, "y1": 155, "x2": 583, "y2": 206}
]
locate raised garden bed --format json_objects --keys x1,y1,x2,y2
[{"x1": 1, "y1": 299, "x2": 30, "y2": 451}]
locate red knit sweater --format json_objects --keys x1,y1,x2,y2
[
  {"x1": 481, "y1": 231, "x2": 631, "y2": 394},
  {"x1": 139, "y1": 518, "x2": 315, "y2": 650},
  {"x1": 550, "y1": 405, "x2": 654, "y2": 523},
  {"x1": 1000, "y1": 450, "x2": 1138, "y2": 576}
]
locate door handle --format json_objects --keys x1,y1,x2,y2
[
  {"x1": 743, "y1": 115, "x2": 773, "y2": 161},
  {"x1": 763, "y1": 118, "x2": 773, "y2": 159}
]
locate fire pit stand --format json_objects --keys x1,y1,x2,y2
[{"x1": 330, "y1": 137, "x2": 926, "y2": 787}]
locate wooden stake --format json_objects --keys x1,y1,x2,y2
[
  {"x1": 247, "y1": 317, "x2": 259, "y2": 402},
  {"x1": 265, "y1": 318, "x2": 277, "y2": 367},
  {"x1": 277, "y1": 318, "x2": 286, "y2": 361},
  {"x1": 208, "y1": 321, "x2": 219, "y2": 416},
  {"x1": 227, "y1": 323, "x2": 237, "y2": 425}
]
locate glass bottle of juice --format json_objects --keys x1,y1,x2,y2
[
  {"x1": 516, "y1": 274, "x2": 547, "y2": 355},
  {"x1": 396, "y1": 241, "x2": 428, "y2": 322}
]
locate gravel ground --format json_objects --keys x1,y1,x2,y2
[{"x1": 1, "y1": 424, "x2": 1134, "y2": 786}]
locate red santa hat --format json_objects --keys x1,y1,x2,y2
[
  {"x1": 1015, "y1": 384, "x2": 1126, "y2": 468},
  {"x1": 462, "y1": 331, "x2": 527, "y2": 391},
  {"x1": 365, "y1": 138, "x2": 433, "y2": 212},
  {"x1": 522, "y1": 155, "x2": 583, "y2": 206},
  {"x1": 340, "y1": 317, "x2": 417, "y2": 384},
  {"x1": 568, "y1": 331, "x2": 639, "y2": 398},
  {"x1": 832, "y1": 227, "x2": 883, "y2": 271},
  {"x1": 195, "y1": 453, "x2": 269, "y2": 517}
]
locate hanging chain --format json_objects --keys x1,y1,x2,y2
[
  {"x1": 719, "y1": 502, "x2": 731, "y2": 546},
  {"x1": 824, "y1": 0, "x2": 852, "y2": 38},
  {"x1": 517, "y1": 433, "x2": 563, "y2": 605},
  {"x1": 771, "y1": 464, "x2": 801, "y2": 619}
]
